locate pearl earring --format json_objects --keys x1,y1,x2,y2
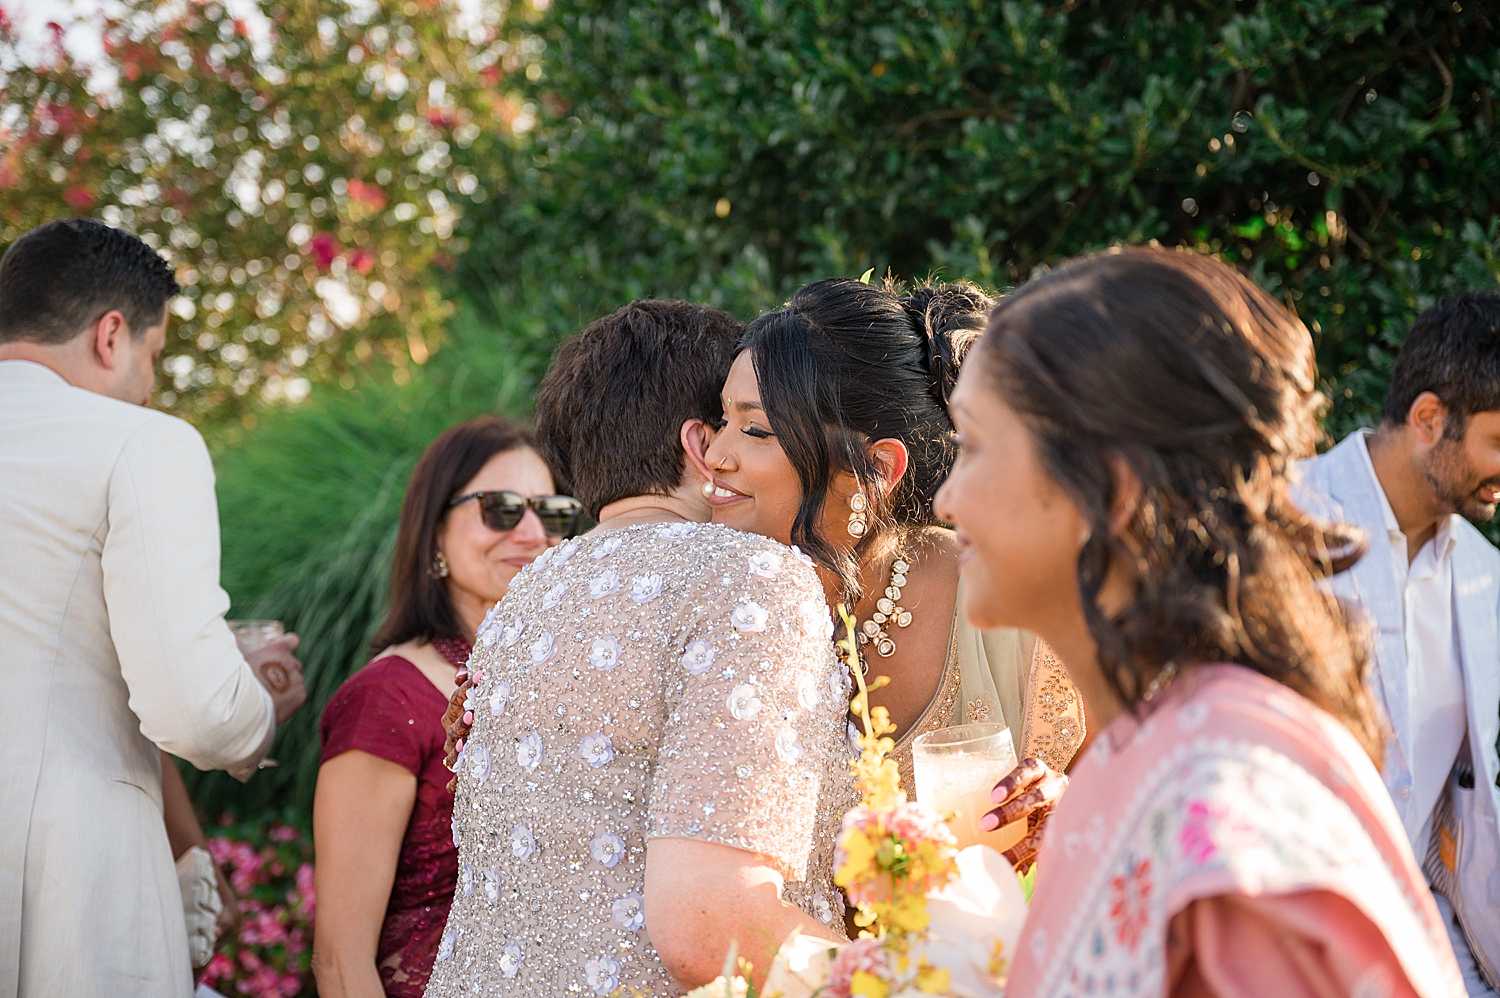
[{"x1": 702, "y1": 481, "x2": 716, "y2": 498}]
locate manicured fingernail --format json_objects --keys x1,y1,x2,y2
[
  {"x1": 455, "y1": 738, "x2": 465, "y2": 753},
  {"x1": 462, "y1": 710, "x2": 473, "y2": 725},
  {"x1": 978, "y1": 812, "x2": 1000, "y2": 832},
  {"x1": 991, "y1": 786, "x2": 1009, "y2": 803}
]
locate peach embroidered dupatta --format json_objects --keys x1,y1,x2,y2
[{"x1": 1006, "y1": 665, "x2": 1464, "y2": 998}]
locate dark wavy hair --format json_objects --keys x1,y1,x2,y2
[
  {"x1": 980, "y1": 247, "x2": 1382, "y2": 761},
  {"x1": 371, "y1": 416, "x2": 535, "y2": 652},
  {"x1": 739, "y1": 277, "x2": 992, "y2": 598}
]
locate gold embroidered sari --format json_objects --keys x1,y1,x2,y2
[
  {"x1": 802, "y1": 585, "x2": 1087, "y2": 936},
  {"x1": 890, "y1": 584, "x2": 1087, "y2": 789}
]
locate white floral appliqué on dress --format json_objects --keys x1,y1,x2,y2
[{"x1": 424, "y1": 523, "x2": 847, "y2": 998}]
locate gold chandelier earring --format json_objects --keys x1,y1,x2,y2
[
  {"x1": 432, "y1": 551, "x2": 450, "y2": 579},
  {"x1": 846, "y1": 492, "x2": 869, "y2": 538}
]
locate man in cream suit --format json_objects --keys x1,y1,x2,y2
[
  {"x1": 1299, "y1": 290, "x2": 1500, "y2": 996},
  {"x1": 0, "y1": 218, "x2": 307, "y2": 997}
]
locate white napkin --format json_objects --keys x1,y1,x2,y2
[
  {"x1": 761, "y1": 929, "x2": 840, "y2": 998},
  {"x1": 175, "y1": 845, "x2": 223, "y2": 970},
  {"x1": 761, "y1": 846, "x2": 1024, "y2": 998}
]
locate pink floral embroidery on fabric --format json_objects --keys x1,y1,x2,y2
[
  {"x1": 1178, "y1": 797, "x2": 1259, "y2": 866},
  {"x1": 1108, "y1": 857, "x2": 1153, "y2": 952},
  {"x1": 1178, "y1": 799, "x2": 1226, "y2": 864}
]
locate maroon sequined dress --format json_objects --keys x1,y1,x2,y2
[{"x1": 320, "y1": 637, "x2": 470, "y2": 997}]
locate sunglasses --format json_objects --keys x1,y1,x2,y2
[{"x1": 448, "y1": 491, "x2": 584, "y2": 537}]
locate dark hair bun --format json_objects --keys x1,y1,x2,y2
[
  {"x1": 741, "y1": 276, "x2": 994, "y2": 599},
  {"x1": 899, "y1": 281, "x2": 994, "y2": 410}
]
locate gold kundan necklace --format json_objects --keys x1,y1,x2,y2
[{"x1": 857, "y1": 548, "x2": 912, "y2": 666}]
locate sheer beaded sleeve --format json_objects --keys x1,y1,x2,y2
[{"x1": 647, "y1": 536, "x2": 847, "y2": 881}]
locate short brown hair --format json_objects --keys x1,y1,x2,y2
[
  {"x1": 1380, "y1": 289, "x2": 1500, "y2": 434},
  {"x1": 534, "y1": 300, "x2": 741, "y2": 517},
  {"x1": 371, "y1": 416, "x2": 535, "y2": 651},
  {"x1": 0, "y1": 218, "x2": 178, "y2": 343}
]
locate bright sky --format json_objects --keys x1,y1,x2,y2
[
  {"x1": 3, "y1": 0, "x2": 496, "y2": 70},
  {"x1": 2, "y1": 0, "x2": 110, "y2": 67},
  {"x1": 2, "y1": 0, "x2": 282, "y2": 95}
]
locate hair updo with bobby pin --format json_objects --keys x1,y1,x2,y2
[{"x1": 738, "y1": 276, "x2": 994, "y2": 600}]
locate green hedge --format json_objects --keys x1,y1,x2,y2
[{"x1": 457, "y1": 0, "x2": 1500, "y2": 436}]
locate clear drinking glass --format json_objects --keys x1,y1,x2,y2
[
  {"x1": 227, "y1": 619, "x2": 284, "y2": 655},
  {"x1": 226, "y1": 619, "x2": 285, "y2": 769},
  {"x1": 912, "y1": 722, "x2": 1026, "y2": 854}
]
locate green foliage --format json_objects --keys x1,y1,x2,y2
[
  {"x1": 457, "y1": 0, "x2": 1500, "y2": 435},
  {"x1": 187, "y1": 291, "x2": 558, "y2": 816},
  {"x1": 1018, "y1": 862, "x2": 1036, "y2": 905},
  {"x1": 0, "y1": 0, "x2": 520, "y2": 425}
]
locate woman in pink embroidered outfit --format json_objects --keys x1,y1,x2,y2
[{"x1": 936, "y1": 247, "x2": 1465, "y2": 997}]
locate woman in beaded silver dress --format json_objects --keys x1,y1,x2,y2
[
  {"x1": 423, "y1": 301, "x2": 847, "y2": 998},
  {"x1": 697, "y1": 278, "x2": 1088, "y2": 886}
]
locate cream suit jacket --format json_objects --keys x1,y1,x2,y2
[
  {"x1": 0, "y1": 360, "x2": 275, "y2": 998},
  {"x1": 1299, "y1": 432, "x2": 1500, "y2": 993}
]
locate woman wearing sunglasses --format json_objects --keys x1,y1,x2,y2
[{"x1": 312, "y1": 416, "x2": 581, "y2": 998}]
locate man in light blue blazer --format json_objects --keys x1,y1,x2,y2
[{"x1": 1299, "y1": 290, "x2": 1500, "y2": 996}]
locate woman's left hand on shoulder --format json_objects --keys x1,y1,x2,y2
[
  {"x1": 442, "y1": 670, "x2": 474, "y2": 794},
  {"x1": 981, "y1": 756, "x2": 1068, "y2": 873}
]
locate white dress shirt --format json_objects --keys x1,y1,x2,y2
[{"x1": 1355, "y1": 430, "x2": 1467, "y2": 859}]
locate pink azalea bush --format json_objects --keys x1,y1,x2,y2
[{"x1": 201, "y1": 813, "x2": 315, "y2": 998}]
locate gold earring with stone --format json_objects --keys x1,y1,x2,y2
[
  {"x1": 847, "y1": 492, "x2": 869, "y2": 538},
  {"x1": 432, "y1": 551, "x2": 450, "y2": 578}
]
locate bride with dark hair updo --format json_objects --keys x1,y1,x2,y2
[{"x1": 697, "y1": 276, "x2": 1087, "y2": 901}]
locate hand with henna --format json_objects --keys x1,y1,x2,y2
[
  {"x1": 245, "y1": 633, "x2": 306, "y2": 724},
  {"x1": 979, "y1": 756, "x2": 1069, "y2": 874},
  {"x1": 442, "y1": 666, "x2": 476, "y2": 794}
]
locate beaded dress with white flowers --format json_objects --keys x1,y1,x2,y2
[{"x1": 423, "y1": 522, "x2": 849, "y2": 998}]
